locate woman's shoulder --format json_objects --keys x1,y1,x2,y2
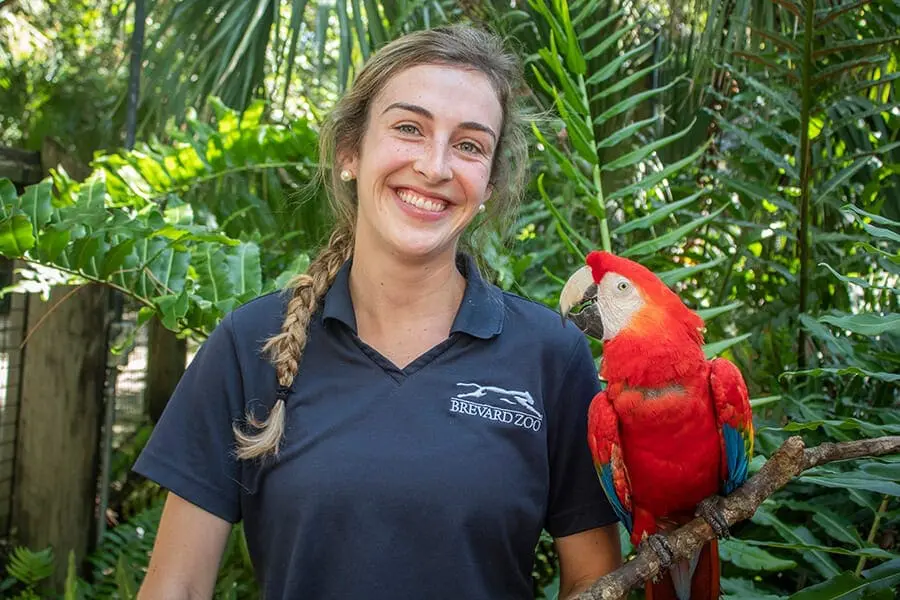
[
  {"x1": 496, "y1": 288, "x2": 586, "y2": 355},
  {"x1": 217, "y1": 291, "x2": 289, "y2": 347}
]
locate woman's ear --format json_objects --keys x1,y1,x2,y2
[{"x1": 337, "y1": 148, "x2": 359, "y2": 177}]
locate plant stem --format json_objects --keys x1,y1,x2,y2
[
  {"x1": 796, "y1": 0, "x2": 815, "y2": 371},
  {"x1": 855, "y1": 494, "x2": 890, "y2": 576},
  {"x1": 579, "y1": 73, "x2": 610, "y2": 252}
]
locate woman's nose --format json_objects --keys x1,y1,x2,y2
[{"x1": 413, "y1": 141, "x2": 452, "y2": 183}]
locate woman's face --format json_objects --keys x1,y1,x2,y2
[{"x1": 344, "y1": 63, "x2": 503, "y2": 262}]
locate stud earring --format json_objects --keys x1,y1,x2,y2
[
  {"x1": 340, "y1": 169, "x2": 353, "y2": 182},
  {"x1": 478, "y1": 204, "x2": 486, "y2": 213}
]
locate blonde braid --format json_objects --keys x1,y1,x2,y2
[{"x1": 233, "y1": 225, "x2": 354, "y2": 460}]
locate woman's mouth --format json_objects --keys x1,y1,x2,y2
[{"x1": 396, "y1": 189, "x2": 448, "y2": 213}]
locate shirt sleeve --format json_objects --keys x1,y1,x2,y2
[
  {"x1": 545, "y1": 334, "x2": 619, "y2": 537},
  {"x1": 132, "y1": 312, "x2": 246, "y2": 523}
]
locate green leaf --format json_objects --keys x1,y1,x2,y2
[
  {"x1": 818, "y1": 263, "x2": 897, "y2": 291},
  {"x1": 602, "y1": 119, "x2": 696, "y2": 172},
  {"x1": 695, "y1": 301, "x2": 743, "y2": 321},
  {"x1": 799, "y1": 472, "x2": 900, "y2": 497},
  {"x1": 721, "y1": 577, "x2": 785, "y2": 600},
  {"x1": 658, "y1": 257, "x2": 727, "y2": 286},
  {"x1": 782, "y1": 501, "x2": 864, "y2": 547},
  {"x1": 557, "y1": 0, "x2": 585, "y2": 74},
  {"x1": 787, "y1": 561, "x2": 900, "y2": 600},
  {"x1": 622, "y1": 204, "x2": 727, "y2": 258},
  {"x1": 585, "y1": 37, "x2": 655, "y2": 87},
  {"x1": 0, "y1": 178, "x2": 16, "y2": 218},
  {"x1": 595, "y1": 114, "x2": 659, "y2": 149},
  {"x1": 194, "y1": 243, "x2": 234, "y2": 307},
  {"x1": 608, "y1": 143, "x2": 710, "y2": 202},
  {"x1": 819, "y1": 313, "x2": 899, "y2": 336},
  {"x1": 719, "y1": 539, "x2": 797, "y2": 571},
  {"x1": 817, "y1": 157, "x2": 873, "y2": 205},
  {"x1": 703, "y1": 333, "x2": 752, "y2": 358},
  {"x1": 19, "y1": 180, "x2": 54, "y2": 230},
  {"x1": 753, "y1": 507, "x2": 841, "y2": 578},
  {"x1": 612, "y1": 190, "x2": 705, "y2": 235},
  {"x1": 537, "y1": 174, "x2": 586, "y2": 259},
  {"x1": 155, "y1": 290, "x2": 190, "y2": 331},
  {"x1": 750, "y1": 395, "x2": 782, "y2": 408},
  {"x1": 0, "y1": 214, "x2": 36, "y2": 256},
  {"x1": 775, "y1": 418, "x2": 900, "y2": 436},
  {"x1": 592, "y1": 53, "x2": 672, "y2": 102},
  {"x1": 102, "y1": 240, "x2": 137, "y2": 279},
  {"x1": 225, "y1": 242, "x2": 262, "y2": 298},
  {"x1": 593, "y1": 76, "x2": 684, "y2": 125},
  {"x1": 709, "y1": 114, "x2": 799, "y2": 179},
  {"x1": 36, "y1": 227, "x2": 71, "y2": 263},
  {"x1": 582, "y1": 12, "x2": 630, "y2": 60}
]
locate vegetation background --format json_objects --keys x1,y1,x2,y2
[{"x1": 0, "y1": 0, "x2": 897, "y2": 598}]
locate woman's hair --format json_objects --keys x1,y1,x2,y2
[{"x1": 233, "y1": 23, "x2": 530, "y2": 460}]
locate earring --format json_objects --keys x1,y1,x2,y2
[
  {"x1": 340, "y1": 169, "x2": 353, "y2": 182},
  {"x1": 478, "y1": 204, "x2": 486, "y2": 213}
]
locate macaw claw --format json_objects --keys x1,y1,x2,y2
[
  {"x1": 696, "y1": 496, "x2": 731, "y2": 539},
  {"x1": 641, "y1": 533, "x2": 675, "y2": 579}
]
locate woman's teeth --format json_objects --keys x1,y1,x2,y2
[{"x1": 397, "y1": 190, "x2": 447, "y2": 213}]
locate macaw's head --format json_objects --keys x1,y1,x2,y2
[{"x1": 559, "y1": 251, "x2": 704, "y2": 345}]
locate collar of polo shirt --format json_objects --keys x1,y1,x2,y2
[{"x1": 321, "y1": 253, "x2": 504, "y2": 339}]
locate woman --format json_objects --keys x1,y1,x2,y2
[{"x1": 135, "y1": 24, "x2": 621, "y2": 600}]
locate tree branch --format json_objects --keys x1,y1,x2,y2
[{"x1": 575, "y1": 435, "x2": 900, "y2": 600}]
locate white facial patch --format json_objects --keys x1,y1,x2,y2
[{"x1": 595, "y1": 273, "x2": 644, "y2": 341}]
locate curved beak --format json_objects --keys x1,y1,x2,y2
[{"x1": 559, "y1": 265, "x2": 604, "y2": 340}]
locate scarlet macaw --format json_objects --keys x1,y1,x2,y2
[{"x1": 559, "y1": 251, "x2": 754, "y2": 600}]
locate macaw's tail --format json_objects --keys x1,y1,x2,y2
[{"x1": 645, "y1": 539, "x2": 720, "y2": 600}]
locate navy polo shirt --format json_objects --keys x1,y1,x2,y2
[{"x1": 134, "y1": 254, "x2": 617, "y2": 599}]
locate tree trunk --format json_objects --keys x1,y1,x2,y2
[
  {"x1": 12, "y1": 284, "x2": 110, "y2": 588},
  {"x1": 146, "y1": 317, "x2": 186, "y2": 423}
]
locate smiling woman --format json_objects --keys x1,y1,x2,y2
[{"x1": 133, "y1": 24, "x2": 622, "y2": 600}]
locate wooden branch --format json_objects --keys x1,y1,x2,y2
[{"x1": 575, "y1": 435, "x2": 900, "y2": 600}]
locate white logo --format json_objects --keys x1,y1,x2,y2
[{"x1": 450, "y1": 382, "x2": 543, "y2": 431}]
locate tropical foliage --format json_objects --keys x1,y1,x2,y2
[{"x1": 0, "y1": 0, "x2": 897, "y2": 598}]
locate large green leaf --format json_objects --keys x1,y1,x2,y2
[
  {"x1": 783, "y1": 367, "x2": 900, "y2": 383},
  {"x1": 786, "y1": 559, "x2": 900, "y2": 600},
  {"x1": 799, "y1": 472, "x2": 900, "y2": 497},
  {"x1": 819, "y1": 313, "x2": 900, "y2": 337},
  {"x1": 753, "y1": 507, "x2": 842, "y2": 579},
  {"x1": 719, "y1": 539, "x2": 797, "y2": 571},
  {"x1": 0, "y1": 215, "x2": 36, "y2": 256}
]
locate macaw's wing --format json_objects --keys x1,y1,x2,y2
[
  {"x1": 588, "y1": 390, "x2": 634, "y2": 533},
  {"x1": 709, "y1": 357, "x2": 754, "y2": 494}
]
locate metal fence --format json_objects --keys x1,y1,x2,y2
[{"x1": 0, "y1": 259, "x2": 27, "y2": 535}]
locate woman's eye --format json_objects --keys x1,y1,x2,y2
[
  {"x1": 458, "y1": 141, "x2": 482, "y2": 155},
  {"x1": 397, "y1": 124, "x2": 420, "y2": 135}
]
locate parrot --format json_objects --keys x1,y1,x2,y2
[{"x1": 558, "y1": 250, "x2": 754, "y2": 600}]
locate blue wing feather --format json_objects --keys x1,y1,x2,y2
[
  {"x1": 722, "y1": 423, "x2": 750, "y2": 494},
  {"x1": 598, "y1": 462, "x2": 633, "y2": 533}
]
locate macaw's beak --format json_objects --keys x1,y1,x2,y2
[{"x1": 559, "y1": 265, "x2": 604, "y2": 340}]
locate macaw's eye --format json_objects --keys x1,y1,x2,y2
[{"x1": 617, "y1": 281, "x2": 629, "y2": 292}]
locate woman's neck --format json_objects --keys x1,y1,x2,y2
[{"x1": 348, "y1": 245, "x2": 467, "y2": 340}]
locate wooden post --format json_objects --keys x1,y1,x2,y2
[
  {"x1": 7, "y1": 139, "x2": 106, "y2": 587},
  {"x1": 146, "y1": 317, "x2": 186, "y2": 423},
  {"x1": 12, "y1": 284, "x2": 110, "y2": 586}
]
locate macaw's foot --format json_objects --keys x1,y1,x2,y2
[
  {"x1": 696, "y1": 496, "x2": 730, "y2": 539},
  {"x1": 640, "y1": 533, "x2": 675, "y2": 579}
]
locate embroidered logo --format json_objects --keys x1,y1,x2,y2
[{"x1": 450, "y1": 382, "x2": 543, "y2": 431}]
